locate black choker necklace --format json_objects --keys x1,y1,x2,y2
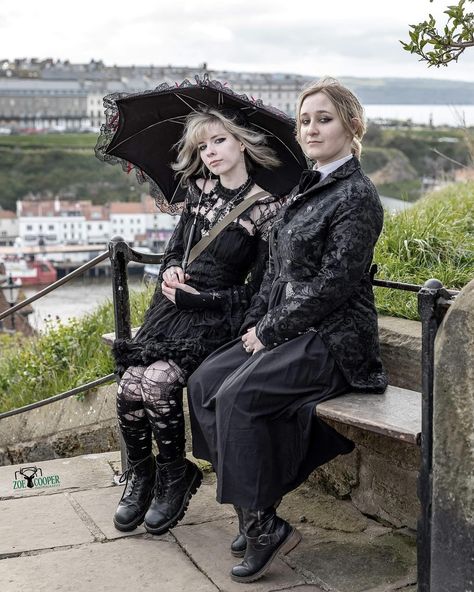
[{"x1": 213, "y1": 177, "x2": 253, "y2": 200}]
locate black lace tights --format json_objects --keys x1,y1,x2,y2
[{"x1": 117, "y1": 360, "x2": 185, "y2": 463}]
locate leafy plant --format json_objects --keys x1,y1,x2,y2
[
  {"x1": 0, "y1": 285, "x2": 154, "y2": 413},
  {"x1": 374, "y1": 181, "x2": 474, "y2": 318},
  {"x1": 401, "y1": 0, "x2": 474, "y2": 66}
]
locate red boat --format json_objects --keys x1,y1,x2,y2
[{"x1": 1, "y1": 257, "x2": 57, "y2": 286}]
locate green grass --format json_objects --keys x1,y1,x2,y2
[
  {"x1": 0, "y1": 146, "x2": 142, "y2": 211},
  {"x1": 0, "y1": 133, "x2": 97, "y2": 150},
  {"x1": 0, "y1": 181, "x2": 472, "y2": 411},
  {"x1": 374, "y1": 182, "x2": 474, "y2": 319},
  {"x1": 0, "y1": 285, "x2": 154, "y2": 413}
]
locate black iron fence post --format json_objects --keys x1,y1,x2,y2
[
  {"x1": 108, "y1": 238, "x2": 164, "y2": 474},
  {"x1": 417, "y1": 278, "x2": 454, "y2": 592},
  {"x1": 109, "y1": 237, "x2": 132, "y2": 344},
  {"x1": 109, "y1": 237, "x2": 132, "y2": 472}
]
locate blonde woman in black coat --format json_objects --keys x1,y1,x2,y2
[{"x1": 187, "y1": 78, "x2": 388, "y2": 583}]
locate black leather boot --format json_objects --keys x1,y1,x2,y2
[
  {"x1": 113, "y1": 456, "x2": 154, "y2": 532},
  {"x1": 230, "y1": 498, "x2": 282, "y2": 558},
  {"x1": 144, "y1": 455, "x2": 203, "y2": 535},
  {"x1": 230, "y1": 506, "x2": 246, "y2": 558},
  {"x1": 231, "y1": 507, "x2": 301, "y2": 583}
]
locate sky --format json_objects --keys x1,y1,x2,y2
[{"x1": 2, "y1": 0, "x2": 474, "y2": 82}]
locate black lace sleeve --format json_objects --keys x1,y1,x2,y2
[
  {"x1": 159, "y1": 208, "x2": 189, "y2": 279},
  {"x1": 140, "y1": 201, "x2": 191, "y2": 317}
]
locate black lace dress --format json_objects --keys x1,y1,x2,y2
[{"x1": 113, "y1": 179, "x2": 282, "y2": 378}]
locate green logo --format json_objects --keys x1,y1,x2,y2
[{"x1": 13, "y1": 466, "x2": 61, "y2": 490}]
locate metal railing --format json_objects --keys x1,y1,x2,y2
[
  {"x1": 0, "y1": 237, "x2": 464, "y2": 592},
  {"x1": 0, "y1": 249, "x2": 117, "y2": 421},
  {"x1": 0, "y1": 238, "x2": 163, "y2": 425}
]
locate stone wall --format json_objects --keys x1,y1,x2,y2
[
  {"x1": 309, "y1": 422, "x2": 420, "y2": 530},
  {"x1": 0, "y1": 385, "x2": 120, "y2": 466}
]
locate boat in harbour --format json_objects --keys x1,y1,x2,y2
[{"x1": 0, "y1": 256, "x2": 57, "y2": 286}]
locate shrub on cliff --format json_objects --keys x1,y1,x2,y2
[{"x1": 375, "y1": 181, "x2": 474, "y2": 319}]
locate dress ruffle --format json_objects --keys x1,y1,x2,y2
[{"x1": 113, "y1": 337, "x2": 208, "y2": 378}]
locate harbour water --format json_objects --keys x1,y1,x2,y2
[
  {"x1": 23, "y1": 276, "x2": 146, "y2": 332},
  {"x1": 365, "y1": 104, "x2": 474, "y2": 127}
]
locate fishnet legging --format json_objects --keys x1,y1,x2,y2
[{"x1": 117, "y1": 360, "x2": 186, "y2": 463}]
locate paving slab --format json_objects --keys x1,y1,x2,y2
[
  {"x1": 70, "y1": 486, "x2": 147, "y2": 540},
  {"x1": 0, "y1": 537, "x2": 218, "y2": 592},
  {"x1": 277, "y1": 587, "x2": 325, "y2": 592},
  {"x1": 178, "y1": 475, "x2": 235, "y2": 526},
  {"x1": 0, "y1": 452, "x2": 117, "y2": 499},
  {"x1": 173, "y1": 518, "x2": 304, "y2": 592},
  {"x1": 286, "y1": 533, "x2": 417, "y2": 592},
  {"x1": 279, "y1": 483, "x2": 369, "y2": 533},
  {"x1": 0, "y1": 492, "x2": 94, "y2": 555}
]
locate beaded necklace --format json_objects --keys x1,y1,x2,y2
[{"x1": 211, "y1": 176, "x2": 254, "y2": 201}]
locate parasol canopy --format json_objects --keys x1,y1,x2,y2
[{"x1": 95, "y1": 75, "x2": 307, "y2": 214}]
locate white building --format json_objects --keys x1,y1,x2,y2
[
  {"x1": 16, "y1": 195, "x2": 176, "y2": 250},
  {"x1": 0, "y1": 210, "x2": 18, "y2": 246}
]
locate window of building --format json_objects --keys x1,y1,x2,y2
[{"x1": 27, "y1": 225, "x2": 32, "y2": 231}]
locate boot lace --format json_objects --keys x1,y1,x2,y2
[
  {"x1": 154, "y1": 467, "x2": 170, "y2": 499},
  {"x1": 117, "y1": 457, "x2": 149, "y2": 500}
]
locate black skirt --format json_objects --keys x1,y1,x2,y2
[{"x1": 187, "y1": 331, "x2": 354, "y2": 508}]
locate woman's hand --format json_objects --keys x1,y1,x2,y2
[
  {"x1": 162, "y1": 266, "x2": 189, "y2": 287},
  {"x1": 242, "y1": 326, "x2": 265, "y2": 355},
  {"x1": 162, "y1": 281, "x2": 199, "y2": 305}
]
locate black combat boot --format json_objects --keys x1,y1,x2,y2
[
  {"x1": 113, "y1": 456, "x2": 155, "y2": 532},
  {"x1": 230, "y1": 498, "x2": 282, "y2": 558},
  {"x1": 144, "y1": 455, "x2": 203, "y2": 535},
  {"x1": 230, "y1": 507, "x2": 301, "y2": 583},
  {"x1": 230, "y1": 506, "x2": 246, "y2": 558}
]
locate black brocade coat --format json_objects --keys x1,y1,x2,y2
[
  {"x1": 112, "y1": 181, "x2": 281, "y2": 377},
  {"x1": 254, "y1": 157, "x2": 388, "y2": 392}
]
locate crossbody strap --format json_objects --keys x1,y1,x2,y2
[{"x1": 186, "y1": 190, "x2": 270, "y2": 266}]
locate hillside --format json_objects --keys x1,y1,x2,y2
[{"x1": 335, "y1": 77, "x2": 474, "y2": 105}]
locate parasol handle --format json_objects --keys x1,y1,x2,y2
[
  {"x1": 181, "y1": 219, "x2": 197, "y2": 274},
  {"x1": 181, "y1": 177, "x2": 209, "y2": 274}
]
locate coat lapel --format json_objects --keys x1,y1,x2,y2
[{"x1": 283, "y1": 158, "x2": 361, "y2": 222}]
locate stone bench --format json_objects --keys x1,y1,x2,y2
[{"x1": 316, "y1": 385, "x2": 421, "y2": 446}]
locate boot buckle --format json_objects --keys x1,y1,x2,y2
[{"x1": 247, "y1": 532, "x2": 277, "y2": 545}]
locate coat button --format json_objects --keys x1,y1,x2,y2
[{"x1": 287, "y1": 229, "x2": 292, "y2": 234}]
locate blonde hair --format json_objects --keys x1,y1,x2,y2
[
  {"x1": 296, "y1": 77, "x2": 366, "y2": 159},
  {"x1": 171, "y1": 108, "x2": 280, "y2": 185}
]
